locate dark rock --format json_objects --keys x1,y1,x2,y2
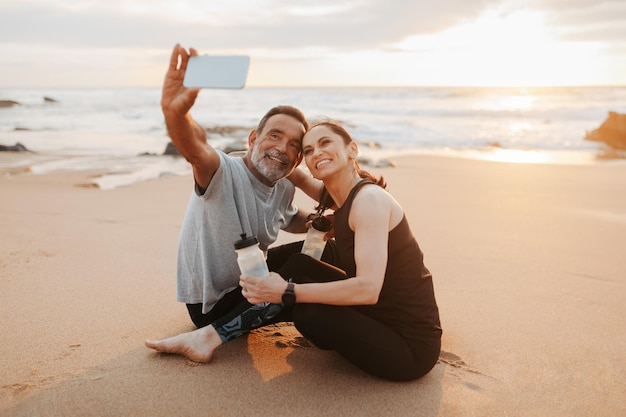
[
  {"x1": 357, "y1": 156, "x2": 396, "y2": 168},
  {"x1": 163, "y1": 142, "x2": 181, "y2": 156},
  {"x1": 205, "y1": 125, "x2": 251, "y2": 137},
  {"x1": 0, "y1": 100, "x2": 20, "y2": 108},
  {"x1": 0, "y1": 142, "x2": 30, "y2": 152},
  {"x1": 43, "y1": 96, "x2": 59, "y2": 103},
  {"x1": 163, "y1": 139, "x2": 249, "y2": 156},
  {"x1": 357, "y1": 140, "x2": 382, "y2": 149},
  {"x1": 585, "y1": 111, "x2": 626, "y2": 150},
  {"x1": 357, "y1": 156, "x2": 372, "y2": 166},
  {"x1": 221, "y1": 140, "x2": 248, "y2": 154}
]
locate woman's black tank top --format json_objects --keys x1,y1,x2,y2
[{"x1": 333, "y1": 180, "x2": 442, "y2": 341}]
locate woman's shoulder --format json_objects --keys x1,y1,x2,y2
[
  {"x1": 354, "y1": 182, "x2": 391, "y2": 201},
  {"x1": 351, "y1": 183, "x2": 395, "y2": 213},
  {"x1": 352, "y1": 183, "x2": 404, "y2": 224}
]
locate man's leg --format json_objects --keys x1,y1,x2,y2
[{"x1": 186, "y1": 287, "x2": 247, "y2": 328}]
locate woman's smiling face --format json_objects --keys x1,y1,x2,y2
[{"x1": 302, "y1": 125, "x2": 349, "y2": 180}]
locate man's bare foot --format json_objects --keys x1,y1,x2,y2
[{"x1": 145, "y1": 325, "x2": 222, "y2": 363}]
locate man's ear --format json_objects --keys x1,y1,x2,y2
[{"x1": 248, "y1": 130, "x2": 257, "y2": 148}]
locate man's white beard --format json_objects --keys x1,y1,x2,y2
[{"x1": 251, "y1": 143, "x2": 291, "y2": 183}]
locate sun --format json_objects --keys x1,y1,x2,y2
[{"x1": 394, "y1": 9, "x2": 605, "y2": 87}]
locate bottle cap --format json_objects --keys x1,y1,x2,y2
[
  {"x1": 311, "y1": 215, "x2": 332, "y2": 232},
  {"x1": 234, "y1": 233, "x2": 259, "y2": 249}
]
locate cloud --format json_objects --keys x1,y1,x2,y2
[
  {"x1": 0, "y1": 2, "x2": 182, "y2": 48},
  {"x1": 527, "y1": 0, "x2": 626, "y2": 44},
  {"x1": 0, "y1": 0, "x2": 498, "y2": 51},
  {"x1": 241, "y1": 0, "x2": 500, "y2": 50},
  {"x1": 2, "y1": 0, "x2": 625, "y2": 87}
]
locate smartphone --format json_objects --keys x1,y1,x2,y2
[{"x1": 183, "y1": 55, "x2": 250, "y2": 89}]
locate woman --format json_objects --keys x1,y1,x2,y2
[{"x1": 241, "y1": 121, "x2": 442, "y2": 381}]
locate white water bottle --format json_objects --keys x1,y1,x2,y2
[
  {"x1": 301, "y1": 215, "x2": 332, "y2": 260},
  {"x1": 234, "y1": 233, "x2": 269, "y2": 278}
]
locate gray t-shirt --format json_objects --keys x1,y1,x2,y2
[{"x1": 176, "y1": 151, "x2": 298, "y2": 313}]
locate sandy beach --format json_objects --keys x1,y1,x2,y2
[{"x1": 1, "y1": 154, "x2": 625, "y2": 416}]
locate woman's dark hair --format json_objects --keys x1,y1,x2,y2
[
  {"x1": 257, "y1": 105, "x2": 309, "y2": 134},
  {"x1": 312, "y1": 121, "x2": 386, "y2": 212}
]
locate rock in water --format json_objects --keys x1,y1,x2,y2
[
  {"x1": 0, "y1": 100, "x2": 20, "y2": 108},
  {"x1": 585, "y1": 111, "x2": 626, "y2": 150},
  {"x1": 0, "y1": 142, "x2": 30, "y2": 152},
  {"x1": 163, "y1": 142, "x2": 181, "y2": 156}
]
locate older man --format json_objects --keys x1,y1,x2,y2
[{"x1": 156, "y1": 44, "x2": 312, "y2": 332}]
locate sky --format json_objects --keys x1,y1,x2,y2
[{"x1": 1, "y1": 0, "x2": 625, "y2": 88}]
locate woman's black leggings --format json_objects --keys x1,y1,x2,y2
[
  {"x1": 294, "y1": 303, "x2": 440, "y2": 381},
  {"x1": 279, "y1": 253, "x2": 440, "y2": 381}
]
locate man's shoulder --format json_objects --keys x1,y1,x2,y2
[{"x1": 219, "y1": 152, "x2": 248, "y2": 176}]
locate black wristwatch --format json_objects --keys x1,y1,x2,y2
[{"x1": 282, "y1": 280, "x2": 296, "y2": 306}]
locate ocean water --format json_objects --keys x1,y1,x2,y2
[{"x1": 1, "y1": 86, "x2": 625, "y2": 189}]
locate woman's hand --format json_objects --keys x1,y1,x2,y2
[{"x1": 240, "y1": 272, "x2": 288, "y2": 304}]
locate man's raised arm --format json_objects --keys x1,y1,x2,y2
[{"x1": 161, "y1": 44, "x2": 220, "y2": 191}]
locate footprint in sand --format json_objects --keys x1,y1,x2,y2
[
  {"x1": 438, "y1": 351, "x2": 483, "y2": 375},
  {"x1": 57, "y1": 343, "x2": 82, "y2": 359},
  {"x1": 438, "y1": 350, "x2": 503, "y2": 388}
]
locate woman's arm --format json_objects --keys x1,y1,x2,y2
[{"x1": 241, "y1": 186, "x2": 394, "y2": 305}]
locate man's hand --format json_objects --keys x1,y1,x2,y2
[{"x1": 161, "y1": 44, "x2": 200, "y2": 118}]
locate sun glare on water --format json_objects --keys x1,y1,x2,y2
[
  {"x1": 480, "y1": 148, "x2": 552, "y2": 164},
  {"x1": 486, "y1": 94, "x2": 537, "y2": 111}
]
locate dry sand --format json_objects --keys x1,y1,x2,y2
[{"x1": 1, "y1": 155, "x2": 625, "y2": 416}]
